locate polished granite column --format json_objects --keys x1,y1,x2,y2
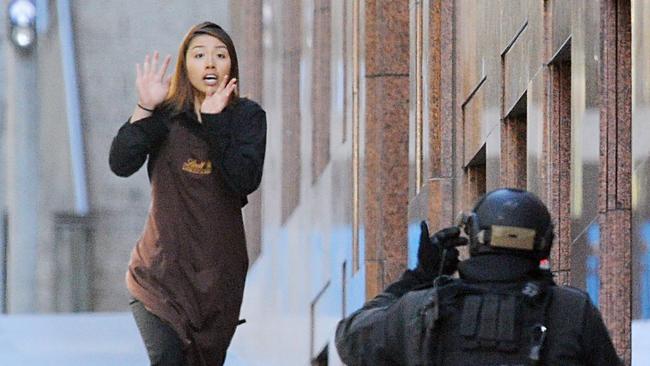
[
  {"x1": 427, "y1": 0, "x2": 456, "y2": 231},
  {"x1": 599, "y1": 0, "x2": 632, "y2": 363},
  {"x1": 364, "y1": 0, "x2": 410, "y2": 298}
]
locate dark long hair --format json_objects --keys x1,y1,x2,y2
[{"x1": 160, "y1": 22, "x2": 240, "y2": 114}]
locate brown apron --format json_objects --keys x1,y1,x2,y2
[{"x1": 126, "y1": 117, "x2": 248, "y2": 365}]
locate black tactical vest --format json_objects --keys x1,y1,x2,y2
[{"x1": 420, "y1": 276, "x2": 554, "y2": 366}]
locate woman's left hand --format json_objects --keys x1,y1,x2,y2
[{"x1": 200, "y1": 74, "x2": 237, "y2": 114}]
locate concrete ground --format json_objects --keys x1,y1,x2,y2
[
  {"x1": 0, "y1": 312, "x2": 148, "y2": 365},
  {"x1": 0, "y1": 312, "x2": 246, "y2": 365},
  {"x1": 0, "y1": 312, "x2": 648, "y2": 365}
]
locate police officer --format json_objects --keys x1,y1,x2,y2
[{"x1": 335, "y1": 188, "x2": 621, "y2": 365}]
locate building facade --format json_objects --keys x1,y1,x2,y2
[{"x1": 227, "y1": 0, "x2": 643, "y2": 365}]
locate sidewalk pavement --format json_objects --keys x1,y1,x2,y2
[
  {"x1": 0, "y1": 312, "x2": 147, "y2": 365},
  {"x1": 1, "y1": 311, "x2": 647, "y2": 365}
]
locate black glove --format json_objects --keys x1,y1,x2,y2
[{"x1": 415, "y1": 221, "x2": 466, "y2": 279}]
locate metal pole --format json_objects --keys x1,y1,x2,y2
[{"x1": 57, "y1": 0, "x2": 88, "y2": 215}]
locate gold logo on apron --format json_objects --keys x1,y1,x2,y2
[{"x1": 182, "y1": 159, "x2": 213, "y2": 175}]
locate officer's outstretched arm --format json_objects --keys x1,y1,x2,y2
[
  {"x1": 335, "y1": 267, "x2": 430, "y2": 364},
  {"x1": 335, "y1": 223, "x2": 464, "y2": 365},
  {"x1": 335, "y1": 290, "x2": 401, "y2": 365},
  {"x1": 335, "y1": 270, "x2": 442, "y2": 365}
]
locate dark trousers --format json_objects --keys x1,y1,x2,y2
[{"x1": 130, "y1": 298, "x2": 186, "y2": 366}]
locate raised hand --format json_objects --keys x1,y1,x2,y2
[
  {"x1": 415, "y1": 221, "x2": 465, "y2": 279},
  {"x1": 136, "y1": 51, "x2": 172, "y2": 110},
  {"x1": 200, "y1": 74, "x2": 237, "y2": 114}
]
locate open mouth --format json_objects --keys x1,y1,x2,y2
[{"x1": 203, "y1": 74, "x2": 218, "y2": 86}]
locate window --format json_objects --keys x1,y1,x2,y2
[
  {"x1": 409, "y1": 0, "x2": 425, "y2": 195},
  {"x1": 465, "y1": 145, "x2": 486, "y2": 207},
  {"x1": 501, "y1": 92, "x2": 527, "y2": 189},
  {"x1": 310, "y1": 281, "x2": 330, "y2": 365},
  {"x1": 548, "y1": 41, "x2": 572, "y2": 285}
]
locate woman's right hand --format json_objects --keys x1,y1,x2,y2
[{"x1": 135, "y1": 51, "x2": 172, "y2": 110}]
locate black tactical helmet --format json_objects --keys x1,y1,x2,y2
[{"x1": 461, "y1": 188, "x2": 554, "y2": 260}]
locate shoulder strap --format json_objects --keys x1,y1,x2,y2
[
  {"x1": 522, "y1": 279, "x2": 554, "y2": 365},
  {"x1": 415, "y1": 276, "x2": 463, "y2": 365},
  {"x1": 418, "y1": 276, "x2": 461, "y2": 334}
]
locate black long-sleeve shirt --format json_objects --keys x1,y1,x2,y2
[{"x1": 109, "y1": 97, "x2": 267, "y2": 205}]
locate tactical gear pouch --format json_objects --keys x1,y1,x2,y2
[{"x1": 424, "y1": 278, "x2": 553, "y2": 366}]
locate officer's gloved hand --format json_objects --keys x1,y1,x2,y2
[
  {"x1": 384, "y1": 222, "x2": 467, "y2": 298},
  {"x1": 414, "y1": 221, "x2": 466, "y2": 280}
]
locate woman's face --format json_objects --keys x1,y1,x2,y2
[{"x1": 185, "y1": 34, "x2": 232, "y2": 98}]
